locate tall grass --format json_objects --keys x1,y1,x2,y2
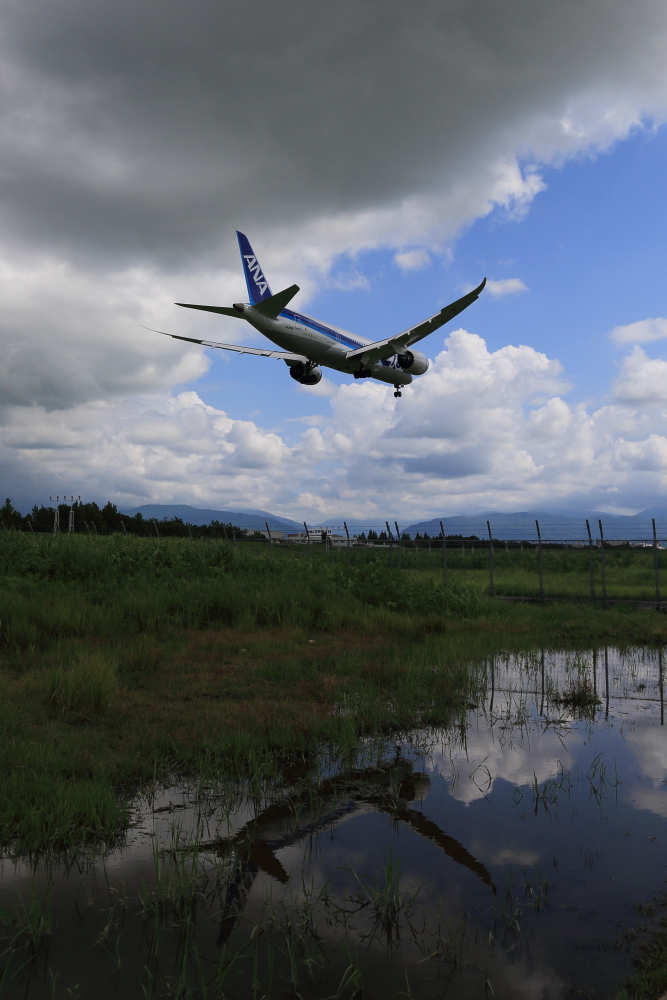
[
  {"x1": 37, "y1": 652, "x2": 119, "y2": 715},
  {"x1": 0, "y1": 534, "x2": 492, "y2": 651}
]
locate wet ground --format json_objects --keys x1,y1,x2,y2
[{"x1": 1, "y1": 646, "x2": 666, "y2": 999}]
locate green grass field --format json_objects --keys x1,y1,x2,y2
[{"x1": 379, "y1": 540, "x2": 667, "y2": 600}]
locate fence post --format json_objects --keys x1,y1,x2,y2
[
  {"x1": 395, "y1": 521, "x2": 402, "y2": 569},
  {"x1": 304, "y1": 521, "x2": 311, "y2": 560},
  {"x1": 598, "y1": 519, "x2": 607, "y2": 600},
  {"x1": 585, "y1": 519, "x2": 595, "y2": 599},
  {"x1": 487, "y1": 520, "x2": 495, "y2": 597},
  {"x1": 53, "y1": 508, "x2": 59, "y2": 535},
  {"x1": 386, "y1": 521, "x2": 394, "y2": 569},
  {"x1": 535, "y1": 519, "x2": 544, "y2": 601},
  {"x1": 153, "y1": 519, "x2": 159, "y2": 539},
  {"x1": 604, "y1": 645, "x2": 609, "y2": 719},
  {"x1": 187, "y1": 522, "x2": 193, "y2": 540},
  {"x1": 265, "y1": 521, "x2": 272, "y2": 556},
  {"x1": 68, "y1": 507, "x2": 74, "y2": 534},
  {"x1": 439, "y1": 521, "x2": 447, "y2": 585},
  {"x1": 121, "y1": 518, "x2": 128, "y2": 536},
  {"x1": 27, "y1": 517, "x2": 34, "y2": 534},
  {"x1": 344, "y1": 521, "x2": 351, "y2": 566},
  {"x1": 653, "y1": 518, "x2": 661, "y2": 607}
]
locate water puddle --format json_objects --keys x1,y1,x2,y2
[{"x1": 1, "y1": 647, "x2": 666, "y2": 998}]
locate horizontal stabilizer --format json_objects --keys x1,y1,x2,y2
[
  {"x1": 141, "y1": 326, "x2": 308, "y2": 363},
  {"x1": 252, "y1": 283, "x2": 300, "y2": 318},
  {"x1": 175, "y1": 303, "x2": 241, "y2": 318},
  {"x1": 346, "y1": 278, "x2": 486, "y2": 365}
]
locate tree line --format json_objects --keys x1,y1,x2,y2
[{"x1": 0, "y1": 499, "x2": 251, "y2": 538}]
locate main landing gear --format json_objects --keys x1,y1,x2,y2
[{"x1": 394, "y1": 389, "x2": 402, "y2": 398}]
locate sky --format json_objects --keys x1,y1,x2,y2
[{"x1": 2, "y1": 0, "x2": 667, "y2": 520}]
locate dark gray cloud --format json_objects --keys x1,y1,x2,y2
[
  {"x1": 403, "y1": 450, "x2": 490, "y2": 478},
  {"x1": 0, "y1": 0, "x2": 665, "y2": 267}
]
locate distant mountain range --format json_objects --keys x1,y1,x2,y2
[
  {"x1": 119, "y1": 504, "x2": 302, "y2": 530},
  {"x1": 404, "y1": 509, "x2": 667, "y2": 541},
  {"x1": 118, "y1": 504, "x2": 667, "y2": 541}
]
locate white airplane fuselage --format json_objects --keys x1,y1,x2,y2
[{"x1": 237, "y1": 302, "x2": 424, "y2": 387}]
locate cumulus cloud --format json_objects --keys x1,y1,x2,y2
[
  {"x1": 611, "y1": 317, "x2": 667, "y2": 343},
  {"x1": 0, "y1": 392, "x2": 300, "y2": 509},
  {"x1": 395, "y1": 249, "x2": 432, "y2": 272},
  {"x1": 485, "y1": 278, "x2": 528, "y2": 297},
  {"x1": 614, "y1": 346, "x2": 667, "y2": 404},
  {"x1": 0, "y1": 254, "x2": 222, "y2": 410},
  {"x1": 6, "y1": 328, "x2": 667, "y2": 518}
]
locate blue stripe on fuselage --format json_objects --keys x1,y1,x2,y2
[{"x1": 280, "y1": 308, "x2": 366, "y2": 351}]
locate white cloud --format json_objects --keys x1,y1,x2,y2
[
  {"x1": 614, "y1": 346, "x2": 667, "y2": 404},
  {"x1": 613, "y1": 434, "x2": 667, "y2": 472},
  {"x1": 485, "y1": 278, "x2": 528, "y2": 298},
  {"x1": 0, "y1": 392, "x2": 301, "y2": 509},
  {"x1": 296, "y1": 376, "x2": 338, "y2": 399},
  {"x1": 0, "y1": 252, "x2": 244, "y2": 411},
  {"x1": 394, "y1": 249, "x2": 432, "y2": 272},
  {"x1": 611, "y1": 317, "x2": 667, "y2": 343},
  {"x1": 8, "y1": 328, "x2": 667, "y2": 518}
]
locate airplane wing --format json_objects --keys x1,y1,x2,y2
[
  {"x1": 142, "y1": 326, "x2": 309, "y2": 363},
  {"x1": 345, "y1": 278, "x2": 486, "y2": 365}
]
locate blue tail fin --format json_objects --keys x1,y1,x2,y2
[{"x1": 236, "y1": 231, "x2": 273, "y2": 304}]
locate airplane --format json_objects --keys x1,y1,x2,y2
[{"x1": 148, "y1": 232, "x2": 486, "y2": 399}]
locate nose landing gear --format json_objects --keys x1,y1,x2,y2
[{"x1": 394, "y1": 389, "x2": 402, "y2": 398}]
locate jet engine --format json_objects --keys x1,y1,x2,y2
[
  {"x1": 395, "y1": 350, "x2": 429, "y2": 376},
  {"x1": 289, "y1": 362, "x2": 322, "y2": 386}
]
